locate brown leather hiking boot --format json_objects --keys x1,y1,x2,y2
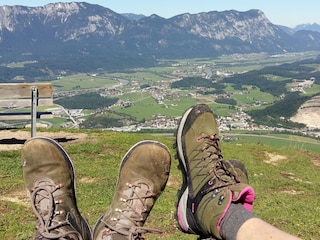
[
  {"x1": 174, "y1": 104, "x2": 255, "y2": 239},
  {"x1": 21, "y1": 136, "x2": 92, "y2": 240},
  {"x1": 93, "y1": 140, "x2": 171, "y2": 240}
]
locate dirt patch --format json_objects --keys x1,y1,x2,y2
[
  {"x1": 78, "y1": 177, "x2": 99, "y2": 183},
  {"x1": 166, "y1": 175, "x2": 181, "y2": 187},
  {"x1": 264, "y1": 152, "x2": 287, "y2": 165},
  {"x1": 298, "y1": 150, "x2": 320, "y2": 167},
  {"x1": 0, "y1": 130, "x2": 88, "y2": 151},
  {"x1": 280, "y1": 171, "x2": 312, "y2": 184},
  {"x1": 291, "y1": 110, "x2": 320, "y2": 128},
  {"x1": 281, "y1": 190, "x2": 305, "y2": 195},
  {"x1": 0, "y1": 188, "x2": 30, "y2": 207}
]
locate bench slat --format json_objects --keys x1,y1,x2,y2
[
  {"x1": 0, "y1": 83, "x2": 53, "y2": 98},
  {"x1": 0, "y1": 83, "x2": 54, "y2": 136},
  {"x1": 0, "y1": 83, "x2": 53, "y2": 107}
]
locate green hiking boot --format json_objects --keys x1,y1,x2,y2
[
  {"x1": 21, "y1": 136, "x2": 92, "y2": 240},
  {"x1": 93, "y1": 140, "x2": 172, "y2": 240},
  {"x1": 174, "y1": 104, "x2": 255, "y2": 239},
  {"x1": 197, "y1": 159, "x2": 249, "y2": 240},
  {"x1": 228, "y1": 159, "x2": 249, "y2": 184}
]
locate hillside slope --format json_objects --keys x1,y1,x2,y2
[{"x1": 0, "y1": 129, "x2": 320, "y2": 239}]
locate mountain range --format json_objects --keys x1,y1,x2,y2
[{"x1": 0, "y1": 2, "x2": 320, "y2": 73}]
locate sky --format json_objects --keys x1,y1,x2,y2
[{"x1": 1, "y1": 0, "x2": 319, "y2": 28}]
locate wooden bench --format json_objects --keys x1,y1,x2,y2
[{"x1": 0, "y1": 83, "x2": 53, "y2": 137}]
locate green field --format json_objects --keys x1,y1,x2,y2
[
  {"x1": 3, "y1": 52, "x2": 320, "y2": 132},
  {"x1": 223, "y1": 133, "x2": 320, "y2": 153},
  {"x1": 1, "y1": 129, "x2": 320, "y2": 239},
  {"x1": 25, "y1": 52, "x2": 317, "y2": 126},
  {"x1": 52, "y1": 74, "x2": 118, "y2": 91},
  {"x1": 114, "y1": 95, "x2": 198, "y2": 121}
]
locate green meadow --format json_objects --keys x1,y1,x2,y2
[
  {"x1": 51, "y1": 74, "x2": 118, "y2": 91},
  {"x1": 114, "y1": 95, "x2": 198, "y2": 121},
  {"x1": 1, "y1": 129, "x2": 320, "y2": 239}
]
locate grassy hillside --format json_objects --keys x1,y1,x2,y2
[{"x1": 0, "y1": 129, "x2": 320, "y2": 239}]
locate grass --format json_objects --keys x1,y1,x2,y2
[
  {"x1": 225, "y1": 133, "x2": 320, "y2": 153},
  {"x1": 114, "y1": 95, "x2": 197, "y2": 121},
  {"x1": 233, "y1": 86, "x2": 276, "y2": 105},
  {"x1": 303, "y1": 83, "x2": 320, "y2": 96},
  {"x1": 51, "y1": 74, "x2": 117, "y2": 91},
  {"x1": 1, "y1": 129, "x2": 320, "y2": 239},
  {"x1": 41, "y1": 117, "x2": 68, "y2": 128}
]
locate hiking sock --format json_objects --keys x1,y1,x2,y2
[{"x1": 220, "y1": 203, "x2": 257, "y2": 240}]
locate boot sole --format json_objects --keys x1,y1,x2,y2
[{"x1": 174, "y1": 107, "x2": 194, "y2": 233}]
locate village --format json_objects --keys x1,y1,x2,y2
[
  {"x1": 46, "y1": 63, "x2": 320, "y2": 139},
  {"x1": 47, "y1": 61, "x2": 255, "y2": 133},
  {"x1": 1, "y1": 53, "x2": 317, "y2": 138}
]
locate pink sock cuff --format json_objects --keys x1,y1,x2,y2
[
  {"x1": 233, "y1": 185, "x2": 255, "y2": 211},
  {"x1": 217, "y1": 185, "x2": 255, "y2": 233}
]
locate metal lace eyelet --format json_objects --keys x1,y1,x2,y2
[
  {"x1": 218, "y1": 195, "x2": 225, "y2": 205},
  {"x1": 211, "y1": 189, "x2": 219, "y2": 199}
]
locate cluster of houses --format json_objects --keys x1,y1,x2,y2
[
  {"x1": 46, "y1": 57, "x2": 319, "y2": 137},
  {"x1": 289, "y1": 78, "x2": 315, "y2": 93}
]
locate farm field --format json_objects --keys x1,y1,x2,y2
[
  {"x1": 2, "y1": 51, "x2": 320, "y2": 135},
  {"x1": 43, "y1": 52, "x2": 320, "y2": 127}
]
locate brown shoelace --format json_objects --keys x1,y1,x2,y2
[
  {"x1": 31, "y1": 178, "x2": 82, "y2": 240},
  {"x1": 100, "y1": 182, "x2": 162, "y2": 240},
  {"x1": 195, "y1": 134, "x2": 240, "y2": 194}
]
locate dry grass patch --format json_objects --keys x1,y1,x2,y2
[
  {"x1": 298, "y1": 150, "x2": 320, "y2": 167},
  {"x1": 0, "y1": 188, "x2": 29, "y2": 207},
  {"x1": 78, "y1": 176, "x2": 99, "y2": 183},
  {"x1": 280, "y1": 171, "x2": 312, "y2": 184},
  {"x1": 264, "y1": 152, "x2": 287, "y2": 165}
]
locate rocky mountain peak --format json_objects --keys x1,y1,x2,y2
[
  {"x1": 0, "y1": 2, "x2": 319, "y2": 64},
  {"x1": 172, "y1": 9, "x2": 277, "y2": 40}
]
